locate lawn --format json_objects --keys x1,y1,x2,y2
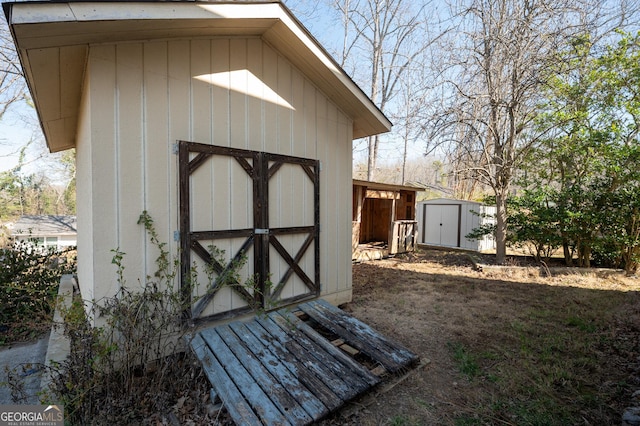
[{"x1": 321, "y1": 249, "x2": 640, "y2": 425}]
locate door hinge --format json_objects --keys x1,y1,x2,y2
[{"x1": 254, "y1": 228, "x2": 269, "y2": 235}]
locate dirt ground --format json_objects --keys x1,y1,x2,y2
[
  {"x1": 48, "y1": 247, "x2": 639, "y2": 425},
  {"x1": 318, "y1": 249, "x2": 640, "y2": 426}
]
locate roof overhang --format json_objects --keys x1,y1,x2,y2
[
  {"x1": 353, "y1": 179, "x2": 424, "y2": 193},
  {"x1": 3, "y1": 0, "x2": 392, "y2": 152}
]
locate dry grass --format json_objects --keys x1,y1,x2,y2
[{"x1": 323, "y1": 249, "x2": 640, "y2": 426}]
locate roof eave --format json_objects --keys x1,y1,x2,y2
[
  {"x1": 353, "y1": 179, "x2": 424, "y2": 192},
  {"x1": 5, "y1": 1, "x2": 391, "y2": 152}
]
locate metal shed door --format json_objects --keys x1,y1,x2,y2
[
  {"x1": 423, "y1": 204, "x2": 460, "y2": 247},
  {"x1": 179, "y1": 141, "x2": 320, "y2": 323}
]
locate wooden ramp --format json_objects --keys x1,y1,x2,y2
[{"x1": 190, "y1": 299, "x2": 419, "y2": 425}]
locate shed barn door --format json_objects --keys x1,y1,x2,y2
[{"x1": 179, "y1": 141, "x2": 320, "y2": 323}]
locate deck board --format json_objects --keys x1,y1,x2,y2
[
  {"x1": 227, "y1": 321, "x2": 329, "y2": 420},
  {"x1": 199, "y1": 328, "x2": 293, "y2": 425},
  {"x1": 215, "y1": 324, "x2": 312, "y2": 425},
  {"x1": 190, "y1": 333, "x2": 263, "y2": 426},
  {"x1": 255, "y1": 315, "x2": 358, "y2": 400},
  {"x1": 189, "y1": 300, "x2": 419, "y2": 425},
  {"x1": 243, "y1": 319, "x2": 344, "y2": 411},
  {"x1": 299, "y1": 299, "x2": 420, "y2": 372}
]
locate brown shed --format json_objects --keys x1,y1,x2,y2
[{"x1": 352, "y1": 180, "x2": 421, "y2": 261}]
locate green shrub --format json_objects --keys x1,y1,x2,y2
[{"x1": 0, "y1": 239, "x2": 76, "y2": 345}]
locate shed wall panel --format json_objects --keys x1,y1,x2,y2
[
  {"x1": 191, "y1": 39, "x2": 213, "y2": 144},
  {"x1": 116, "y1": 43, "x2": 145, "y2": 291},
  {"x1": 75, "y1": 62, "x2": 93, "y2": 303},
  {"x1": 143, "y1": 41, "x2": 173, "y2": 280},
  {"x1": 81, "y1": 37, "x2": 353, "y2": 316},
  {"x1": 89, "y1": 44, "x2": 119, "y2": 303},
  {"x1": 247, "y1": 38, "x2": 264, "y2": 152},
  {"x1": 263, "y1": 44, "x2": 279, "y2": 154},
  {"x1": 211, "y1": 39, "x2": 230, "y2": 147},
  {"x1": 229, "y1": 38, "x2": 247, "y2": 150},
  {"x1": 277, "y1": 54, "x2": 292, "y2": 155},
  {"x1": 322, "y1": 101, "x2": 339, "y2": 296},
  {"x1": 336, "y1": 110, "x2": 352, "y2": 294}
]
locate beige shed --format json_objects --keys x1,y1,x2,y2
[{"x1": 5, "y1": 0, "x2": 391, "y2": 323}]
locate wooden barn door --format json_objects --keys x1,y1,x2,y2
[{"x1": 179, "y1": 141, "x2": 320, "y2": 323}]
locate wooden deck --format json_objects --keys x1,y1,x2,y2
[{"x1": 190, "y1": 299, "x2": 419, "y2": 425}]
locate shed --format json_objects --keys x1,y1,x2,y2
[
  {"x1": 352, "y1": 180, "x2": 420, "y2": 261},
  {"x1": 10, "y1": 215, "x2": 77, "y2": 250},
  {"x1": 417, "y1": 198, "x2": 496, "y2": 252},
  {"x1": 5, "y1": 0, "x2": 391, "y2": 323}
]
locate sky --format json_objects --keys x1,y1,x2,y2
[{"x1": 0, "y1": 104, "x2": 43, "y2": 174}]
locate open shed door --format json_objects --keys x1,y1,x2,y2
[{"x1": 179, "y1": 141, "x2": 320, "y2": 323}]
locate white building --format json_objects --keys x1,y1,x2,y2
[
  {"x1": 11, "y1": 215, "x2": 77, "y2": 251},
  {"x1": 417, "y1": 199, "x2": 496, "y2": 252}
]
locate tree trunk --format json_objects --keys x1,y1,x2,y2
[
  {"x1": 367, "y1": 135, "x2": 376, "y2": 181},
  {"x1": 582, "y1": 245, "x2": 591, "y2": 268},
  {"x1": 562, "y1": 241, "x2": 573, "y2": 266},
  {"x1": 495, "y1": 191, "x2": 508, "y2": 264}
]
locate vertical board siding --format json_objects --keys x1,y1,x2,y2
[
  {"x1": 277, "y1": 55, "x2": 293, "y2": 155},
  {"x1": 142, "y1": 41, "x2": 171, "y2": 281},
  {"x1": 337, "y1": 113, "x2": 353, "y2": 295},
  {"x1": 75, "y1": 66, "x2": 94, "y2": 303},
  {"x1": 191, "y1": 39, "x2": 213, "y2": 144},
  {"x1": 229, "y1": 38, "x2": 247, "y2": 150},
  {"x1": 303, "y1": 79, "x2": 318, "y2": 286},
  {"x1": 167, "y1": 39, "x2": 191, "y2": 271},
  {"x1": 323, "y1": 102, "x2": 339, "y2": 296},
  {"x1": 247, "y1": 38, "x2": 264, "y2": 153},
  {"x1": 211, "y1": 39, "x2": 230, "y2": 147},
  {"x1": 85, "y1": 37, "x2": 353, "y2": 313},
  {"x1": 89, "y1": 44, "x2": 120, "y2": 303},
  {"x1": 116, "y1": 43, "x2": 145, "y2": 292},
  {"x1": 262, "y1": 44, "x2": 279, "y2": 154},
  {"x1": 315, "y1": 93, "x2": 330, "y2": 296}
]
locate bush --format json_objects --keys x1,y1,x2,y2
[
  {"x1": 46, "y1": 212, "x2": 215, "y2": 424},
  {"x1": 0, "y1": 239, "x2": 76, "y2": 345}
]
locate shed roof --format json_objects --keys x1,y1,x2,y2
[
  {"x1": 10, "y1": 215, "x2": 77, "y2": 236},
  {"x1": 4, "y1": 0, "x2": 392, "y2": 153},
  {"x1": 421, "y1": 198, "x2": 484, "y2": 205},
  {"x1": 353, "y1": 179, "x2": 424, "y2": 193}
]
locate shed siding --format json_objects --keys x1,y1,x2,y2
[
  {"x1": 79, "y1": 37, "x2": 352, "y2": 311},
  {"x1": 76, "y1": 63, "x2": 93, "y2": 302}
]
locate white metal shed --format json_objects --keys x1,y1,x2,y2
[{"x1": 417, "y1": 198, "x2": 496, "y2": 252}]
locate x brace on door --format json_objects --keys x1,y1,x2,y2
[{"x1": 178, "y1": 141, "x2": 320, "y2": 323}]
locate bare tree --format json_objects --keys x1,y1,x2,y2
[
  {"x1": 331, "y1": 0, "x2": 434, "y2": 181},
  {"x1": 434, "y1": 0, "x2": 633, "y2": 263},
  {"x1": 0, "y1": 19, "x2": 25, "y2": 120}
]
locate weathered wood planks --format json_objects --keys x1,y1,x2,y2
[{"x1": 189, "y1": 300, "x2": 419, "y2": 425}]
